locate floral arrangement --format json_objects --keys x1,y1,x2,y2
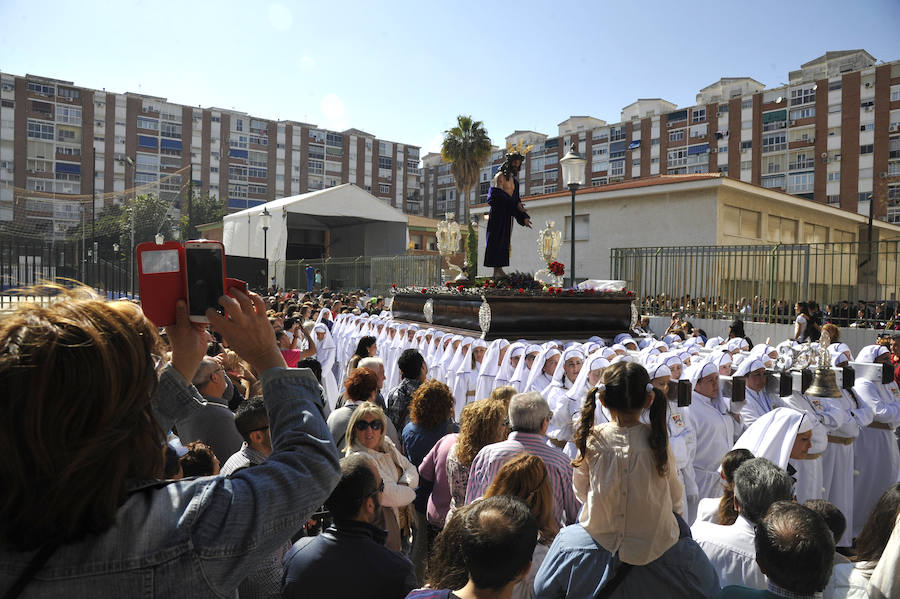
[
  {"x1": 390, "y1": 272, "x2": 634, "y2": 298},
  {"x1": 548, "y1": 261, "x2": 565, "y2": 277}
]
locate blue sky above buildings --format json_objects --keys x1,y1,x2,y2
[{"x1": 2, "y1": 0, "x2": 898, "y2": 155}]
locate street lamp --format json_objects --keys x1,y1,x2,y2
[
  {"x1": 260, "y1": 205, "x2": 271, "y2": 285},
  {"x1": 559, "y1": 143, "x2": 586, "y2": 287},
  {"x1": 118, "y1": 156, "x2": 136, "y2": 297}
]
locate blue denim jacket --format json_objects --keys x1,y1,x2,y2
[{"x1": 0, "y1": 365, "x2": 341, "y2": 598}]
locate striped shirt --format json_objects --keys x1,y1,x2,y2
[{"x1": 464, "y1": 431, "x2": 580, "y2": 525}]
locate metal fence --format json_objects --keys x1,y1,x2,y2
[
  {"x1": 0, "y1": 237, "x2": 133, "y2": 309},
  {"x1": 278, "y1": 254, "x2": 443, "y2": 295},
  {"x1": 610, "y1": 240, "x2": 900, "y2": 325}
]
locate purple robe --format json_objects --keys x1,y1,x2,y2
[{"x1": 484, "y1": 179, "x2": 530, "y2": 268}]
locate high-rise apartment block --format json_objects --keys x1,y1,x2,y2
[
  {"x1": 423, "y1": 50, "x2": 900, "y2": 224},
  {"x1": 0, "y1": 72, "x2": 422, "y2": 238}
]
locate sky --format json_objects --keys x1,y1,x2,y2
[{"x1": 2, "y1": 0, "x2": 899, "y2": 158}]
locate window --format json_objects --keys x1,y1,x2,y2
[
  {"x1": 248, "y1": 184, "x2": 267, "y2": 195},
  {"x1": 610, "y1": 161, "x2": 625, "y2": 176},
  {"x1": 228, "y1": 165, "x2": 248, "y2": 181},
  {"x1": 230, "y1": 135, "x2": 248, "y2": 149},
  {"x1": 828, "y1": 171, "x2": 841, "y2": 181},
  {"x1": 378, "y1": 156, "x2": 393, "y2": 170},
  {"x1": 828, "y1": 80, "x2": 842, "y2": 92},
  {"x1": 135, "y1": 173, "x2": 157, "y2": 185},
  {"x1": 27, "y1": 82, "x2": 55, "y2": 96},
  {"x1": 308, "y1": 146, "x2": 324, "y2": 160},
  {"x1": 860, "y1": 123, "x2": 874, "y2": 132},
  {"x1": 137, "y1": 135, "x2": 158, "y2": 149},
  {"x1": 27, "y1": 120, "x2": 54, "y2": 140},
  {"x1": 326, "y1": 132, "x2": 343, "y2": 146},
  {"x1": 249, "y1": 135, "x2": 268, "y2": 146},
  {"x1": 689, "y1": 124, "x2": 707, "y2": 138},
  {"x1": 248, "y1": 167, "x2": 267, "y2": 178},
  {"x1": 892, "y1": 86, "x2": 900, "y2": 102},
  {"x1": 827, "y1": 194, "x2": 841, "y2": 206},
  {"x1": 248, "y1": 151, "x2": 267, "y2": 167},
  {"x1": 564, "y1": 214, "x2": 589, "y2": 241},
  {"x1": 161, "y1": 122, "x2": 181, "y2": 139},
  {"x1": 828, "y1": 127, "x2": 841, "y2": 137},
  {"x1": 55, "y1": 106, "x2": 81, "y2": 124},
  {"x1": 378, "y1": 184, "x2": 391, "y2": 194},
  {"x1": 789, "y1": 107, "x2": 815, "y2": 120},
  {"x1": 722, "y1": 205, "x2": 761, "y2": 239},
  {"x1": 762, "y1": 133, "x2": 786, "y2": 153},
  {"x1": 788, "y1": 172, "x2": 814, "y2": 193},
  {"x1": 741, "y1": 99, "x2": 753, "y2": 109},
  {"x1": 135, "y1": 153, "x2": 158, "y2": 171},
  {"x1": 762, "y1": 174, "x2": 785, "y2": 189},
  {"x1": 234, "y1": 119, "x2": 244, "y2": 132},
  {"x1": 790, "y1": 87, "x2": 816, "y2": 106},
  {"x1": 741, "y1": 160, "x2": 753, "y2": 170},
  {"x1": 803, "y1": 223, "x2": 827, "y2": 243},
  {"x1": 137, "y1": 116, "x2": 158, "y2": 130},
  {"x1": 718, "y1": 105, "x2": 729, "y2": 114},
  {"x1": 741, "y1": 140, "x2": 752, "y2": 151},
  {"x1": 692, "y1": 108, "x2": 706, "y2": 123},
  {"x1": 610, "y1": 127, "x2": 626, "y2": 141},
  {"x1": 668, "y1": 130, "x2": 684, "y2": 142},
  {"x1": 768, "y1": 215, "x2": 797, "y2": 243},
  {"x1": 667, "y1": 149, "x2": 687, "y2": 166},
  {"x1": 860, "y1": 144, "x2": 874, "y2": 154}
]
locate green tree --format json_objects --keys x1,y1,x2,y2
[
  {"x1": 124, "y1": 193, "x2": 177, "y2": 248},
  {"x1": 440, "y1": 115, "x2": 492, "y2": 221},
  {"x1": 466, "y1": 220, "x2": 478, "y2": 279},
  {"x1": 180, "y1": 192, "x2": 225, "y2": 240}
]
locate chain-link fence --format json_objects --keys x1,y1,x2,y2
[
  {"x1": 279, "y1": 254, "x2": 442, "y2": 294},
  {"x1": 610, "y1": 241, "x2": 900, "y2": 326}
]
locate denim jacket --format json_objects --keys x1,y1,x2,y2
[{"x1": 0, "y1": 365, "x2": 341, "y2": 598}]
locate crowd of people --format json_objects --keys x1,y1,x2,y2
[
  {"x1": 639, "y1": 294, "x2": 899, "y2": 331},
  {"x1": 1, "y1": 284, "x2": 899, "y2": 599}
]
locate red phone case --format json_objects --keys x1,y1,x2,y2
[{"x1": 137, "y1": 241, "x2": 187, "y2": 327}]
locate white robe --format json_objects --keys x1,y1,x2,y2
[
  {"x1": 686, "y1": 391, "x2": 735, "y2": 500},
  {"x1": 779, "y1": 392, "x2": 831, "y2": 503}
]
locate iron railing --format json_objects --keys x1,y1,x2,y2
[
  {"x1": 610, "y1": 241, "x2": 900, "y2": 326},
  {"x1": 0, "y1": 237, "x2": 132, "y2": 309},
  {"x1": 278, "y1": 254, "x2": 443, "y2": 295}
]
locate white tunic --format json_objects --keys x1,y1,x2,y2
[
  {"x1": 691, "y1": 515, "x2": 767, "y2": 589},
  {"x1": 686, "y1": 391, "x2": 735, "y2": 500}
]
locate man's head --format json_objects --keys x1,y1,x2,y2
[
  {"x1": 499, "y1": 150, "x2": 525, "y2": 178},
  {"x1": 234, "y1": 397, "x2": 272, "y2": 457},
  {"x1": 460, "y1": 495, "x2": 538, "y2": 591},
  {"x1": 508, "y1": 391, "x2": 551, "y2": 434},
  {"x1": 192, "y1": 356, "x2": 227, "y2": 398},
  {"x1": 275, "y1": 330, "x2": 291, "y2": 349},
  {"x1": 324, "y1": 453, "x2": 383, "y2": 523},
  {"x1": 802, "y1": 499, "x2": 846, "y2": 545},
  {"x1": 398, "y1": 348, "x2": 426, "y2": 381},
  {"x1": 358, "y1": 356, "x2": 385, "y2": 390},
  {"x1": 755, "y1": 501, "x2": 834, "y2": 594},
  {"x1": 733, "y1": 458, "x2": 794, "y2": 524}
]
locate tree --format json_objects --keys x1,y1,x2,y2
[
  {"x1": 440, "y1": 115, "x2": 492, "y2": 222},
  {"x1": 180, "y1": 192, "x2": 225, "y2": 240},
  {"x1": 466, "y1": 220, "x2": 478, "y2": 278}
]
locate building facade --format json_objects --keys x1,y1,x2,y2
[
  {"x1": 424, "y1": 50, "x2": 900, "y2": 223},
  {"x1": 0, "y1": 72, "x2": 422, "y2": 239}
]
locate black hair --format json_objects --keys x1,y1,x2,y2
[
  {"x1": 324, "y1": 454, "x2": 379, "y2": 520},
  {"x1": 234, "y1": 397, "x2": 268, "y2": 443},
  {"x1": 803, "y1": 499, "x2": 846, "y2": 544},
  {"x1": 461, "y1": 495, "x2": 538, "y2": 590},
  {"x1": 353, "y1": 336, "x2": 377, "y2": 360},
  {"x1": 572, "y1": 361, "x2": 669, "y2": 477},
  {"x1": 297, "y1": 357, "x2": 322, "y2": 383},
  {"x1": 398, "y1": 348, "x2": 425, "y2": 380}
]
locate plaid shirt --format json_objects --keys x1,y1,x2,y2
[{"x1": 465, "y1": 431, "x2": 580, "y2": 525}]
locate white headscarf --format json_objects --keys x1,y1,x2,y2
[
  {"x1": 733, "y1": 356, "x2": 766, "y2": 378},
  {"x1": 525, "y1": 346, "x2": 561, "y2": 393},
  {"x1": 731, "y1": 407, "x2": 812, "y2": 469},
  {"x1": 510, "y1": 344, "x2": 542, "y2": 392},
  {"x1": 566, "y1": 353, "x2": 611, "y2": 402},
  {"x1": 856, "y1": 344, "x2": 889, "y2": 363},
  {"x1": 548, "y1": 346, "x2": 586, "y2": 387},
  {"x1": 494, "y1": 341, "x2": 526, "y2": 388}
]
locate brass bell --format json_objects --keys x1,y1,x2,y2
[{"x1": 805, "y1": 367, "x2": 842, "y2": 398}]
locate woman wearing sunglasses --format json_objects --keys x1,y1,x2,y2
[{"x1": 345, "y1": 402, "x2": 418, "y2": 553}]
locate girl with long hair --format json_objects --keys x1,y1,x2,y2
[{"x1": 571, "y1": 361, "x2": 683, "y2": 566}]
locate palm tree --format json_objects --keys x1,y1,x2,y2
[{"x1": 440, "y1": 115, "x2": 492, "y2": 222}]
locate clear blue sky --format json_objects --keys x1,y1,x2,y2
[{"x1": 2, "y1": 0, "x2": 899, "y2": 157}]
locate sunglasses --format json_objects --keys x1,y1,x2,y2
[{"x1": 354, "y1": 419, "x2": 384, "y2": 432}]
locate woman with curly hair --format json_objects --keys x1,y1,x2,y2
[
  {"x1": 402, "y1": 379, "x2": 459, "y2": 578},
  {"x1": 482, "y1": 453, "x2": 558, "y2": 599},
  {"x1": 444, "y1": 399, "x2": 509, "y2": 523}
]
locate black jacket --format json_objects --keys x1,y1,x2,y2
[{"x1": 282, "y1": 519, "x2": 416, "y2": 599}]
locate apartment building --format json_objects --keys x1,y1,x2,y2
[
  {"x1": 0, "y1": 72, "x2": 422, "y2": 239},
  {"x1": 423, "y1": 50, "x2": 900, "y2": 223}
]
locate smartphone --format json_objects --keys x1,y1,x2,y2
[
  {"x1": 841, "y1": 366, "x2": 855, "y2": 390},
  {"x1": 731, "y1": 376, "x2": 746, "y2": 404},
  {"x1": 184, "y1": 240, "x2": 225, "y2": 323},
  {"x1": 137, "y1": 241, "x2": 186, "y2": 327}
]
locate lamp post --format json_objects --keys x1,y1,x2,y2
[
  {"x1": 260, "y1": 206, "x2": 271, "y2": 287},
  {"x1": 559, "y1": 143, "x2": 586, "y2": 287},
  {"x1": 118, "y1": 156, "x2": 136, "y2": 297},
  {"x1": 113, "y1": 242, "x2": 120, "y2": 298}
]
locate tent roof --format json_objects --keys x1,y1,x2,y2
[{"x1": 224, "y1": 184, "x2": 408, "y2": 225}]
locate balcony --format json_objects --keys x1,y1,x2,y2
[{"x1": 789, "y1": 161, "x2": 815, "y2": 171}]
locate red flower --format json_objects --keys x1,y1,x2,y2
[
  {"x1": 567, "y1": 289, "x2": 575, "y2": 295},
  {"x1": 457, "y1": 285, "x2": 465, "y2": 292},
  {"x1": 421, "y1": 288, "x2": 427, "y2": 294},
  {"x1": 445, "y1": 282, "x2": 452, "y2": 288},
  {"x1": 585, "y1": 288, "x2": 594, "y2": 295},
  {"x1": 391, "y1": 283, "x2": 397, "y2": 289},
  {"x1": 517, "y1": 288, "x2": 525, "y2": 293}
]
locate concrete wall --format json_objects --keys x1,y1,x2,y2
[
  {"x1": 475, "y1": 184, "x2": 720, "y2": 279},
  {"x1": 647, "y1": 316, "x2": 880, "y2": 357}
]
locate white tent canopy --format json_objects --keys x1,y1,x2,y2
[{"x1": 222, "y1": 184, "x2": 409, "y2": 285}]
